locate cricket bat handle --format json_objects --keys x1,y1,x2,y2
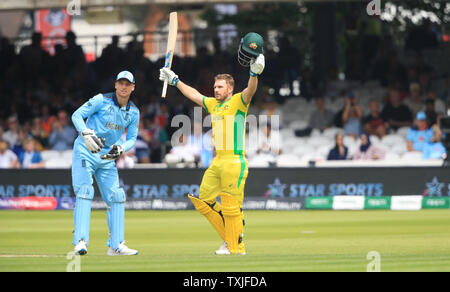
[{"x1": 162, "y1": 80, "x2": 168, "y2": 98}]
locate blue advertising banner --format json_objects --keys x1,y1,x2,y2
[{"x1": 1, "y1": 167, "x2": 450, "y2": 210}]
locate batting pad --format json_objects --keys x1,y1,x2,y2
[
  {"x1": 188, "y1": 195, "x2": 225, "y2": 241},
  {"x1": 110, "y1": 189, "x2": 126, "y2": 250},
  {"x1": 73, "y1": 197, "x2": 92, "y2": 246},
  {"x1": 221, "y1": 193, "x2": 244, "y2": 254}
]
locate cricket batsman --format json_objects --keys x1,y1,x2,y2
[
  {"x1": 159, "y1": 32, "x2": 265, "y2": 255},
  {"x1": 71, "y1": 71, "x2": 140, "y2": 256}
]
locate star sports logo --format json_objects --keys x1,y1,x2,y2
[
  {"x1": 264, "y1": 178, "x2": 286, "y2": 198},
  {"x1": 423, "y1": 177, "x2": 444, "y2": 197}
]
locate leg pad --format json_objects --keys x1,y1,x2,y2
[
  {"x1": 189, "y1": 195, "x2": 225, "y2": 241},
  {"x1": 221, "y1": 193, "x2": 244, "y2": 254}
]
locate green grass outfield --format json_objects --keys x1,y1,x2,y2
[{"x1": 0, "y1": 209, "x2": 449, "y2": 272}]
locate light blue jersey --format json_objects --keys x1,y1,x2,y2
[
  {"x1": 71, "y1": 91, "x2": 140, "y2": 250},
  {"x1": 72, "y1": 92, "x2": 140, "y2": 153},
  {"x1": 407, "y1": 128, "x2": 433, "y2": 152}
]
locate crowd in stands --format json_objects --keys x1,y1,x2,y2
[{"x1": 0, "y1": 24, "x2": 449, "y2": 169}]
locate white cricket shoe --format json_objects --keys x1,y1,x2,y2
[
  {"x1": 107, "y1": 241, "x2": 139, "y2": 256},
  {"x1": 74, "y1": 239, "x2": 87, "y2": 256},
  {"x1": 214, "y1": 241, "x2": 247, "y2": 255},
  {"x1": 215, "y1": 242, "x2": 230, "y2": 255}
]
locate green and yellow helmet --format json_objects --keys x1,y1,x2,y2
[{"x1": 238, "y1": 32, "x2": 264, "y2": 67}]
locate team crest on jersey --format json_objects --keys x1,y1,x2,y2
[
  {"x1": 106, "y1": 106, "x2": 114, "y2": 116},
  {"x1": 249, "y1": 42, "x2": 258, "y2": 50}
]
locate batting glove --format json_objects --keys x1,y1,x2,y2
[
  {"x1": 250, "y1": 54, "x2": 265, "y2": 77},
  {"x1": 100, "y1": 144, "x2": 124, "y2": 160},
  {"x1": 159, "y1": 67, "x2": 179, "y2": 87},
  {"x1": 81, "y1": 129, "x2": 105, "y2": 154}
]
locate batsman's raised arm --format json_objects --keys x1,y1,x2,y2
[
  {"x1": 159, "y1": 67, "x2": 204, "y2": 108},
  {"x1": 242, "y1": 54, "x2": 265, "y2": 105},
  {"x1": 238, "y1": 32, "x2": 265, "y2": 105}
]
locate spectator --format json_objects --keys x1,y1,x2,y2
[
  {"x1": 145, "y1": 114, "x2": 169, "y2": 163},
  {"x1": 424, "y1": 98, "x2": 438, "y2": 128},
  {"x1": 168, "y1": 134, "x2": 200, "y2": 166},
  {"x1": 18, "y1": 32, "x2": 50, "y2": 86},
  {"x1": 40, "y1": 103, "x2": 56, "y2": 136},
  {"x1": 63, "y1": 31, "x2": 86, "y2": 71},
  {"x1": 424, "y1": 89, "x2": 446, "y2": 115},
  {"x1": 260, "y1": 95, "x2": 284, "y2": 129},
  {"x1": 12, "y1": 128, "x2": 29, "y2": 158},
  {"x1": 380, "y1": 88, "x2": 413, "y2": 132},
  {"x1": 116, "y1": 151, "x2": 137, "y2": 168},
  {"x1": 363, "y1": 99, "x2": 387, "y2": 138},
  {"x1": 18, "y1": 138, "x2": 45, "y2": 169},
  {"x1": 342, "y1": 92, "x2": 363, "y2": 139},
  {"x1": 134, "y1": 119, "x2": 151, "y2": 163},
  {"x1": 438, "y1": 75, "x2": 450, "y2": 102},
  {"x1": 422, "y1": 125, "x2": 446, "y2": 160},
  {"x1": 3, "y1": 116, "x2": 20, "y2": 148},
  {"x1": 404, "y1": 83, "x2": 424, "y2": 117},
  {"x1": 353, "y1": 132, "x2": 385, "y2": 160},
  {"x1": 48, "y1": 110, "x2": 77, "y2": 151},
  {"x1": 30, "y1": 117, "x2": 48, "y2": 150},
  {"x1": 278, "y1": 36, "x2": 301, "y2": 96},
  {"x1": 0, "y1": 140, "x2": 19, "y2": 168},
  {"x1": 190, "y1": 122, "x2": 214, "y2": 168},
  {"x1": 327, "y1": 132, "x2": 348, "y2": 160},
  {"x1": 308, "y1": 96, "x2": 335, "y2": 132},
  {"x1": 406, "y1": 111, "x2": 433, "y2": 152},
  {"x1": 256, "y1": 122, "x2": 282, "y2": 157}
]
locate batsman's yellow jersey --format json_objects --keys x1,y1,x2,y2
[
  {"x1": 202, "y1": 92, "x2": 249, "y2": 157},
  {"x1": 200, "y1": 92, "x2": 249, "y2": 203}
]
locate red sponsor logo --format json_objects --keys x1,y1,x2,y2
[{"x1": 0, "y1": 197, "x2": 57, "y2": 210}]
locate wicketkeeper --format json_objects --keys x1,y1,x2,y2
[{"x1": 71, "y1": 71, "x2": 140, "y2": 256}]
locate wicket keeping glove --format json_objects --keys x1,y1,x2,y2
[
  {"x1": 250, "y1": 54, "x2": 265, "y2": 77},
  {"x1": 82, "y1": 129, "x2": 105, "y2": 154},
  {"x1": 100, "y1": 144, "x2": 124, "y2": 160},
  {"x1": 159, "y1": 67, "x2": 179, "y2": 87}
]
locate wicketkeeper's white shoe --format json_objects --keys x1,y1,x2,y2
[
  {"x1": 107, "y1": 241, "x2": 139, "y2": 256},
  {"x1": 74, "y1": 239, "x2": 87, "y2": 256}
]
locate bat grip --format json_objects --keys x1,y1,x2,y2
[{"x1": 162, "y1": 80, "x2": 168, "y2": 98}]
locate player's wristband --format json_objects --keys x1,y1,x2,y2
[
  {"x1": 170, "y1": 76, "x2": 179, "y2": 87},
  {"x1": 249, "y1": 70, "x2": 258, "y2": 77}
]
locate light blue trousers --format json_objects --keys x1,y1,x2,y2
[{"x1": 71, "y1": 140, "x2": 125, "y2": 250}]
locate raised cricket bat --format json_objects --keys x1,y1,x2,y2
[{"x1": 162, "y1": 12, "x2": 178, "y2": 98}]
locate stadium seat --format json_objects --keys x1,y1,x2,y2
[
  {"x1": 381, "y1": 134, "x2": 405, "y2": 148},
  {"x1": 370, "y1": 135, "x2": 381, "y2": 145},
  {"x1": 391, "y1": 143, "x2": 408, "y2": 155},
  {"x1": 248, "y1": 154, "x2": 275, "y2": 167},
  {"x1": 280, "y1": 128, "x2": 295, "y2": 139},
  {"x1": 292, "y1": 145, "x2": 316, "y2": 158},
  {"x1": 384, "y1": 152, "x2": 401, "y2": 161},
  {"x1": 396, "y1": 127, "x2": 410, "y2": 138},
  {"x1": 61, "y1": 150, "x2": 73, "y2": 162},
  {"x1": 401, "y1": 151, "x2": 423, "y2": 161},
  {"x1": 45, "y1": 158, "x2": 71, "y2": 169},
  {"x1": 343, "y1": 135, "x2": 357, "y2": 147},
  {"x1": 322, "y1": 127, "x2": 342, "y2": 139},
  {"x1": 289, "y1": 120, "x2": 308, "y2": 130},
  {"x1": 41, "y1": 150, "x2": 62, "y2": 161},
  {"x1": 276, "y1": 154, "x2": 304, "y2": 167},
  {"x1": 306, "y1": 136, "x2": 333, "y2": 148}
]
